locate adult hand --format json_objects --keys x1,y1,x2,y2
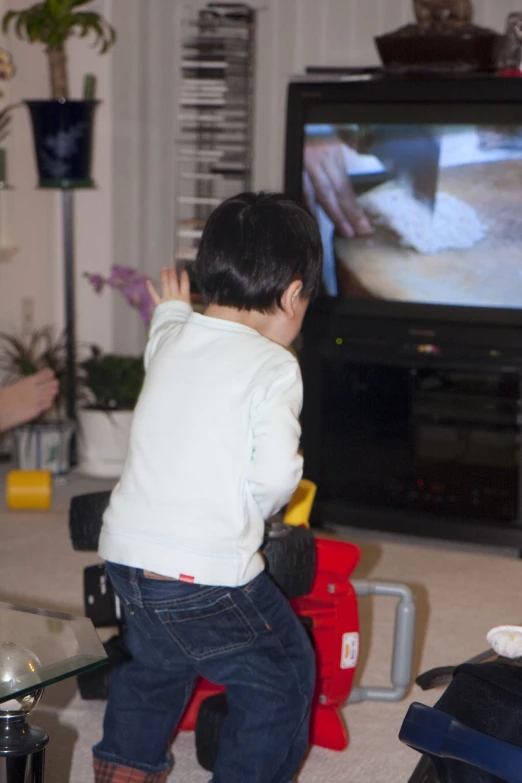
[
  {"x1": 0, "y1": 369, "x2": 59, "y2": 432},
  {"x1": 303, "y1": 138, "x2": 373, "y2": 238},
  {"x1": 147, "y1": 267, "x2": 191, "y2": 308}
]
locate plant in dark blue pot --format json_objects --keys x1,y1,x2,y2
[{"x1": 2, "y1": 0, "x2": 116, "y2": 188}]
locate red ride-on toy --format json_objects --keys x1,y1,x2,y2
[
  {"x1": 69, "y1": 480, "x2": 416, "y2": 770},
  {"x1": 190, "y1": 535, "x2": 416, "y2": 770}
]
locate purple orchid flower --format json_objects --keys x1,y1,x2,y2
[
  {"x1": 107, "y1": 265, "x2": 138, "y2": 288},
  {"x1": 84, "y1": 265, "x2": 155, "y2": 324},
  {"x1": 84, "y1": 273, "x2": 105, "y2": 294}
]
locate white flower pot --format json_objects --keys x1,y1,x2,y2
[
  {"x1": 77, "y1": 409, "x2": 133, "y2": 479},
  {"x1": 13, "y1": 420, "x2": 75, "y2": 476}
]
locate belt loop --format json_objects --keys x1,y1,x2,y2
[{"x1": 128, "y1": 567, "x2": 143, "y2": 604}]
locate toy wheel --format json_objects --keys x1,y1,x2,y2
[
  {"x1": 407, "y1": 755, "x2": 441, "y2": 783},
  {"x1": 69, "y1": 491, "x2": 111, "y2": 551},
  {"x1": 77, "y1": 633, "x2": 130, "y2": 700},
  {"x1": 262, "y1": 522, "x2": 316, "y2": 598},
  {"x1": 195, "y1": 693, "x2": 227, "y2": 772}
]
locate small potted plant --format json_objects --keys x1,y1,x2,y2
[
  {"x1": 77, "y1": 346, "x2": 145, "y2": 478},
  {"x1": 0, "y1": 326, "x2": 75, "y2": 474},
  {"x1": 2, "y1": 0, "x2": 116, "y2": 188},
  {"x1": 77, "y1": 265, "x2": 151, "y2": 478}
]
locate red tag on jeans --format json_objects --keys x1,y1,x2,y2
[{"x1": 179, "y1": 573, "x2": 195, "y2": 583}]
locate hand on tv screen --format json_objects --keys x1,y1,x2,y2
[{"x1": 303, "y1": 138, "x2": 373, "y2": 238}]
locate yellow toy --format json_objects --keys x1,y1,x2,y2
[
  {"x1": 283, "y1": 479, "x2": 317, "y2": 528},
  {"x1": 5, "y1": 470, "x2": 53, "y2": 511}
]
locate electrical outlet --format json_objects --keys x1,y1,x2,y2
[{"x1": 21, "y1": 297, "x2": 34, "y2": 335}]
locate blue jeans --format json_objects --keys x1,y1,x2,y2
[{"x1": 93, "y1": 563, "x2": 315, "y2": 783}]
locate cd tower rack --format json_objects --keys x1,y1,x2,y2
[{"x1": 175, "y1": 3, "x2": 256, "y2": 277}]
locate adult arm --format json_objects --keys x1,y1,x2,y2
[{"x1": 303, "y1": 124, "x2": 373, "y2": 238}]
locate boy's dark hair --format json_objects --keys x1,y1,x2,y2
[{"x1": 195, "y1": 191, "x2": 323, "y2": 312}]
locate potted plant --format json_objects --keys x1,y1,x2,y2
[
  {"x1": 2, "y1": 0, "x2": 116, "y2": 188},
  {"x1": 77, "y1": 265, "x2": 151, "y2": 478},
  {"x1": 77, "y1": 346, "x2": 145, "y2": 478},
  {"x1": 0, "y1": 326, "x2": 75, "y2": 474}
]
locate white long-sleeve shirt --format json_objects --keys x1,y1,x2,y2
[{"x1": 98, "y1": 301, "x2": 304, "y2": 587}]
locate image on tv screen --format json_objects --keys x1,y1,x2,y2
[{"x1": 303, "y1": 123, "x2": 522, "y2": 309}]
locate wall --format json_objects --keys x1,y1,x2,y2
[
  {"x1": 0, "y1": 0, "x2": 114, "y2": 354},
  {"x1": 0, "y1": 0, "x2": 517, "y2": 355},
  {"x1": 0, "y1": 0, "x2": 56, "y2": 336},
  {"x1": 110, "y1": 0, "x2": 183, "y2": 354}
]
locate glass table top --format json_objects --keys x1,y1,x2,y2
[{"x1": 0, "y1": 602, "x2": 107, "y2": 703}]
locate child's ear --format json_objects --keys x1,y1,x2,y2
[{"x1": 281, "y1": 280, "x2": 303, "y2": 318}]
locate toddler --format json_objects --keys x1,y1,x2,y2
[{"x1": 93, "y1": 191, "x2": 323, "y2": 783}]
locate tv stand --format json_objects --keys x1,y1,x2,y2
[{"x1": 300, "y1": 309, "x2": 522, "y2": 549}]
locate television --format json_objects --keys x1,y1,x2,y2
[{"x1": 284, "y1": 74, "x2": 522, "y2": 336}]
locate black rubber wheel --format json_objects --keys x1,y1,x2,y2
[
  {"x1": 407, "y1": 755, "x2": 441, "y2": 783},
  {"x1": 262, "y1": 523, "x2": 316, "y2": 598},
  {"x1": 69, "y1": 491, "x2": 111, "y2": 551},
  {"x1": 77, "y1": 633, "x2": 130, "y2": 700},
  {"x1": 195, "y1": 693, "x2": 228, "y2": 772}
]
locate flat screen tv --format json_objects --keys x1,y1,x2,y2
[{"x1": 284, "y1": 75, "x2": 522, "y2": 328}]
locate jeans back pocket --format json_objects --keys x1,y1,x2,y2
[{"x1": 156, "y1": 592, "x2": 256, "y2": 660}]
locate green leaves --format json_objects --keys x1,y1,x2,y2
[
  {"x1": 0, "y1": 113, "x2": 10, "y2": 143},
  {"x1": 0, "y1": 330, "x2": 144, "y2": 416},
  {"x1": 79, "y1": 347, "x2": 145, "y2": 411},
  {"x1": 2, "y1": 11, "x2": 16, "y2": 35},
  {"x1": 47, "y1": 0, "x2": 63, "y2": 20},
  {"x1": 2, "y1": 0, "x2": 116, "y2": 53},
  {"x1": 0, "y1": 326, "x2": 67, "y2": 415},
  {"x1": 3, "y1": 5, "x2": 52, "y2": 44},
  {"x1": 72, "y1": 11, "x2": 116, "y2": 53},
  {"x1": 0, "y1": 103, "x2": 19, "y2": 144},
  {"x1": 0, "y1": 327, "x2": 55, "y2": 376}
]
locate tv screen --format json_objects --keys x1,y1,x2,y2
[{"x1": 286, "y1": 78, "x2": 522, "y2": 318}]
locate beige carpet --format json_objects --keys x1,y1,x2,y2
[{"x1": 1, "y1": 470, "x2": 520, "y2": 782}]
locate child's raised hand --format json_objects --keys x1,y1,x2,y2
[{"x1": 147, "y1": 266, "x2": 191, "y2": 307}]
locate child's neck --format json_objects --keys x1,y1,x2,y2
[{"x1": 204, "y1": 304, "x2": 279, "y2": 343}]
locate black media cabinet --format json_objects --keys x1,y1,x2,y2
[{"x1": 300, "y1": 308, "x2": 522, "y2": 550}]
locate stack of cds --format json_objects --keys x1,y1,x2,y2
[{"x1": 176, "y1": 3, "x2": 256, "y2": 270}]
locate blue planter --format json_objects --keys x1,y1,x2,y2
[{"x1": 25, "y1": 100, "x2": 99, "y2": 189}]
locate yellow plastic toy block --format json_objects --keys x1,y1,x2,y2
[{"x1": 6, "y1": 470, "x2": 53, "y2": 511}]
